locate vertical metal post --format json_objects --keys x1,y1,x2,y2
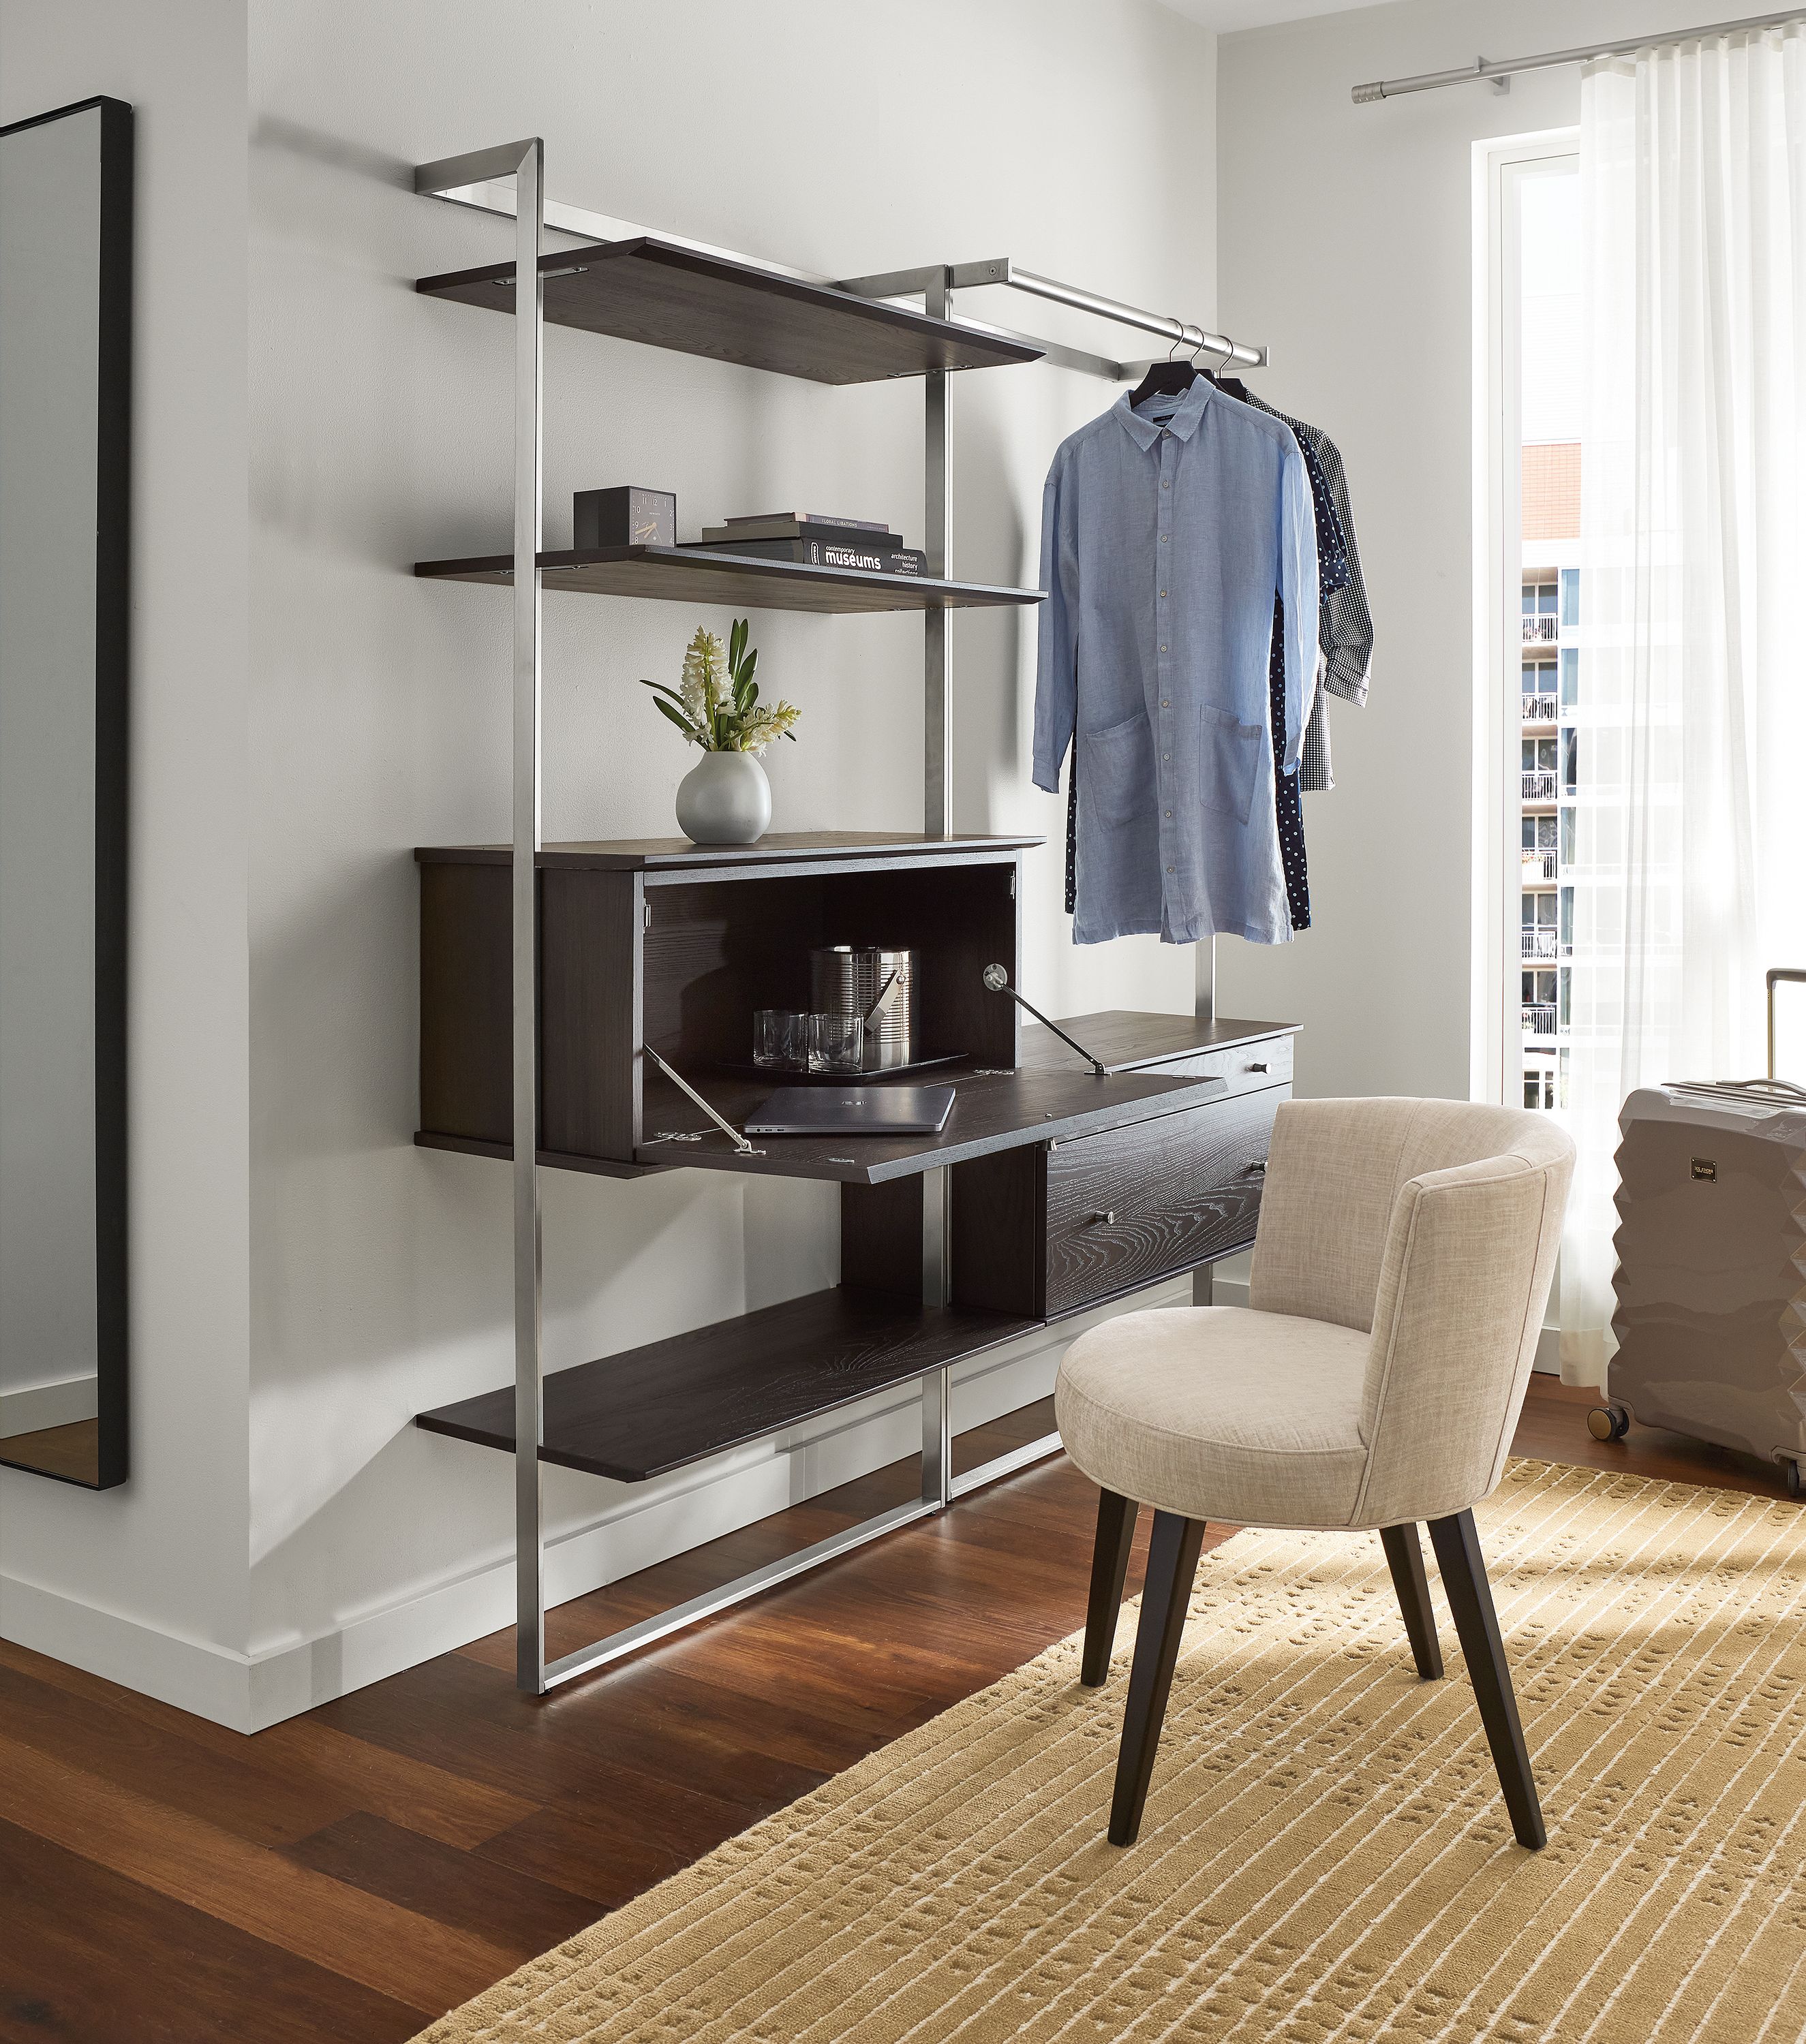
[
  {"x1": 923, "y1": 268, "x2": 954, "y2": 839},
  {"x1": 511, "y1": 141, "x2": 547, "y2": 1694},
  {"x1": 921, "y1": 266, "x2": 955, "y2": 1459},
  {"x1": 1193, "y1": 935, "x2": 1216, "y2": 1306},
  {"x1": 921, "y1": 1165, "x2": 952, "y2": 1506}
]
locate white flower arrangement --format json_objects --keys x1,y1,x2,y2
[{"x1": 642, "y1": 619, "x2": 801, "y2": 754}]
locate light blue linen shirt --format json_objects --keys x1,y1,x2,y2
[{"x1": 1032, "y1": 379, "x2": 1319, "y2": 946}]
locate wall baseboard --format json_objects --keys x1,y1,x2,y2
[
  {"x1": 2, "y1": 1284, "x2": 1186, "y2": 1733},
  {"x1": 0, "y1": 1372, "x2": 100, "y2": 1436}
]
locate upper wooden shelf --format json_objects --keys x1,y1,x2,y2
[
  {"x1": 414, "y1": 544, "x2": 1042, "y2": 615},
  {"x1": 415, "y1": 236, "x2": 1043, "y2": 384},
  {"x1": 414, "y1": 831, "x2": 1043, "y2": 873}
]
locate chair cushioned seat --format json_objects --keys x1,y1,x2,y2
[{"x1": 1056, "y1": 1306, "x2": 1371, "y2": 1530}]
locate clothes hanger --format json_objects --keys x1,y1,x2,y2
[
  {"x1": 1213, "y1": 348, "x2": 1250, "y2": 401},
  {"x1": 1127, "y1": 327, "x2": 1206, "y2": 411}
]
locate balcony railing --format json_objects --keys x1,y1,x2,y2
[
  {"x1": 1522, "y1": 770, "x2": 1557, "y2": 801},
  {"x1": 1522, "y1": 1004, "x2": 1559, "y2": 1038},
  {"x1": 1521, "y1": 848, "x2": 1557, "y2": 880},
  {"x1": 1521, "y1": 692, "x2": 1558, "y2": 722},
  {"x1": 1520, "y1": 928, "x2": 1559, "y2": 961},
  {"x1": 1522, "y1": 615, "x2": 1559, "y2": 645}
]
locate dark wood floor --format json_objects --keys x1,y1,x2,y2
[
  {"x1": 0, "y1": 1378, "x2": 1793, "y2": 2043},
  {"x1": 0, "y1": 1417, "x2": 100, "y2": 1485}
]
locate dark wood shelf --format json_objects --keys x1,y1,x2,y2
[
  {"x1": 414, "y1": 544, "x2": 1042, "y2": 615},
  {"x1": 414, "y1": 1286, "x2": 1039, "y2": 1483},
  {"x1": 634, "y1": 1057, "x2": 1246, "y2": 1184},
  {"x1": 415, "y1": 236, "x2": 1043, "y2": 384},
  {"x1": 414, "y1": 831, "x2": 1043, "y2": 873},
  {"x1": 1020, "y1": 1010, "x2": 1302, "y2": 1074}
]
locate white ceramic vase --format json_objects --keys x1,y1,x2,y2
[{"x1": 675, "y1": 748, "x2": 771, "y2": 844}]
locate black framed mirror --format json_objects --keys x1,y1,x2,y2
[{"x1": 0, "y1": 97, "x2": 132, "y2": 1489}]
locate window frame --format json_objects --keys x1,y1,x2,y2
[{"x1": 1471, "y1": 129, "x2": 1580, "y2": 1106}]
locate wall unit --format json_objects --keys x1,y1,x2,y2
[{"x1": 410, "y1": 138, "x2": 1281, "y2": 1694}]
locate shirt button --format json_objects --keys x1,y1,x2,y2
[
  {"x1": 1165, "y1": 809, "x2": 1172, "y2": 818},
  {"x1": 1159, "y1": 590, "x2": 1167, "y2": 598},
  {"x1": 1162, "y1": 752, "x2": 1169, "y2": 760},
  {"x1": 1161, "y1": 698, "x2": 1169, "y2": 707},
  {"x1": 1166, "y1": 865, "x2": 1175, "y2": 873},
  {"x1": 1160, "y1": 534, "x2": 1169, "y2": 544},
  {"x1": 1162, "y1": 480, "x2": 1170, "y2": 490}
]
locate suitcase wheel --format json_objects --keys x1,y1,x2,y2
[
  {"x1": 1587, "y1": 1404, "x2": 1631, "y2": 1444},
  {"x1": 1786, "y1": 1457, "x2": 1803, "y2": 1502}
]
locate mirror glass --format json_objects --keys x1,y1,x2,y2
[{"x1": 0, "y1": 99, "x2": 130, "y2": 1489}]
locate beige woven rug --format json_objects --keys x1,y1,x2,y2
[{"x1": 417, "y1": 1460, "x2": 1806, "y2": 2043}]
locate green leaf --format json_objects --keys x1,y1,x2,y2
[
  {"x1": 651, "y1": 695, "x2": 705, "y2": 744},
  {"x1": 640, "y1": 679, "x2": 690, "y2": 705}
]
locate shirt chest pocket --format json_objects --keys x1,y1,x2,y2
[{"x1": 1197, "y1": 702, "x2": 1264, "y2": 825}]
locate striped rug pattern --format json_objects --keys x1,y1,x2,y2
[{"x1": 418, "y1": 1461, "x2": 1806, "y2": 2043}]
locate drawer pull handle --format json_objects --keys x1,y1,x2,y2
[
  {"x1": 1247, "y1": 1061, "x2": 1269, "y2": 1073},
  {"x1": 1090, "y1": 1209, "x2": 1116, "y2": 1226},
  {"x1": 1246, "y1": 1159, "x2": 1268, "y2": 1175}
]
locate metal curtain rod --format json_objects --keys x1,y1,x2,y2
[
  {"x1": 417, "y1": 180, "x2": 1266, "y2": 378},
  {"x1": 1353, "y1": 7, "x2": 1805, "y2": 100}
]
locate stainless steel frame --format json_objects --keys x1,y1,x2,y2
[
  {"x1": 414, "y1": 149, "x2": 1266, "y2": 1693},
  {"x1": 418, "y1": 138, "x2": 549, "y2": 1692},
  {"x1": 1352, "y1": 7, "x2": 1806, "y2": 102}
]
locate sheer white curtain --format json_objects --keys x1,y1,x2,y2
[{"x1": 1563, "y1": 27, "x2": 1806, "y2": 1387}]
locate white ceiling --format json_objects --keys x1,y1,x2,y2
[{"x1": 1157, "y1": 0, "x2": 1380, "y2": 32}]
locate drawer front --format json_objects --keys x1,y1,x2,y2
[
  {"x1": 1133, "y1": 1033, "x2": 1293, "y2": 1100},
  {"x1": 1044, "y1": 1085, "x2": 1284, "y2": 1318}
]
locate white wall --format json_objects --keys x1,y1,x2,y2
[
  {"x1": 1214, "y1": 0, "x2": 1709, "y2": 1102},
  {"x1": 0, "y1": 0, "x2": 254, "y2": 1714},
  {"x1": 5, "y1": 0, "x2": 1224, "y2": 1729}
]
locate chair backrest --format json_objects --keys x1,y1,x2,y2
[{"x1": 1249, "y1": 1098, "x2": 1574, "y2": 1524}]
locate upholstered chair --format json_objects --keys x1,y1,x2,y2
[{"x1": 1056, "y1": 1097, "x2": 1574, "y2": 1848}]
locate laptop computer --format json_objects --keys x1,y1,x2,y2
[{"x1": 744, "y1": 1084, "x2": 955, "y2": 1136}]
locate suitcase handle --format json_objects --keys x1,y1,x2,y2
[{"x1": 1768, "y1": 969, "x2": 1806, "y2": 1083}]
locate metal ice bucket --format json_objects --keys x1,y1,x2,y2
[{"x1": 809, "y1": 946, "x2": 914, "y2": 1072}]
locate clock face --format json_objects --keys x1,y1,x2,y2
[{"x1": 631, "y1": 492, "x2": 674, "y2": 546}]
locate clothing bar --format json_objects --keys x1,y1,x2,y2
[
  {"x1": 1352, "y1": 7, "x2": 1805, "y2": 102},
  {"x1": 1001, "y1": 266, "x2": 1267, "y2": 370}
]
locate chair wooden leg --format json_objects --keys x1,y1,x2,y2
[
  {"x1": 1108, "y1": 1509, "x2": 1206, "y2": 1846},
  {"x1": 1380, "y1": 1523, "x2": 1444, "y2": 1680},
  {"x1": 1081, "y1": 1490, "x2": 1139, "y2": 1687},
  {"x1": 1428, "y1": 1509, "x2": 1546, "y2": 1850}
]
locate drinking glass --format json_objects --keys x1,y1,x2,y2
[
  {"x1": 754, "y1": 1009, "x2": 808, "y2": 1070},
  {"x1": 808, "y1": 1012, "x2": 864, "y2": 1075}
]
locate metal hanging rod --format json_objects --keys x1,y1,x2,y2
[
  {"x1": 417, "y1": 178, "x2": 1264, "y2": 380},
  {"x1": 836, "y1": 256, "x2": 1265, "y2": 372},
  {"x1": 1353, "y1": 7, "x2": 1805, "y2": 102}
]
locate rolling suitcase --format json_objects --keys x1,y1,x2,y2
[{"x1": 1593, "y1": 969, "x2": 1806, "y2": 1498}]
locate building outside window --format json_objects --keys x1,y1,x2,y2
[{"x1": 1514, "y1": 157, "x2": 1581, "y2": 1111}]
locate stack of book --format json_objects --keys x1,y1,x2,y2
[{"x1": 684, "y1": 513, "x2": 926, "y2": 576}]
